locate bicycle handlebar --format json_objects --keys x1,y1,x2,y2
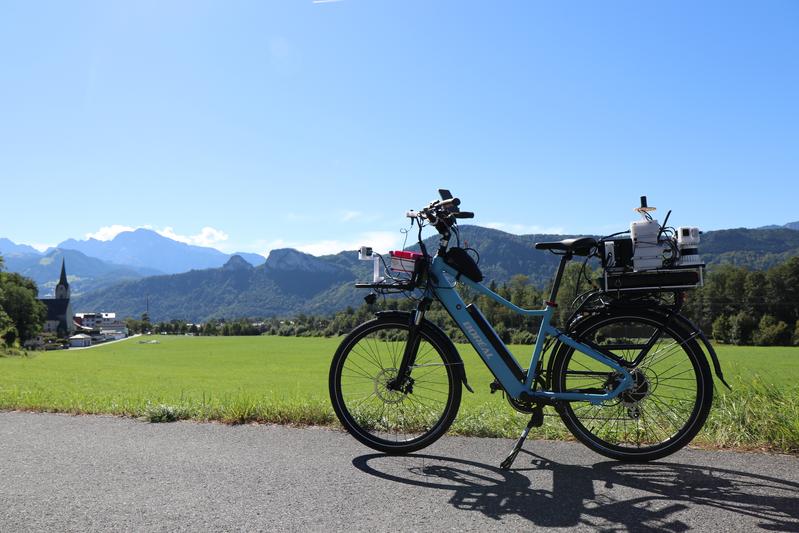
[{"x1": 408, "y1": 192, "x2": 474, "y2": 247}]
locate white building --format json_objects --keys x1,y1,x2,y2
[
  {"x1": 74, "y1": 312, "x2": 129, "y2": 338},
  {"x1": 69, "y1": 334, "x2": 92, "y2": 348}
]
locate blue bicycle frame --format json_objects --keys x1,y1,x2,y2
[{"x1": 426, "y1": 256, "x2": 633, "y2": 405}]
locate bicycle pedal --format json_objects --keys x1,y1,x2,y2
[
  {"x1": 529, "y1": 406, "x2": 544, "y2": 428},
  {"x1": 489, "y1": 380, "x2": 503, "y2": 394}
]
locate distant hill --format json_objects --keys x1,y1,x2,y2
[
  {"x1": 3, "y1": 248, "x2": 161, "y2": 298},
  {"x1": 57, "y1": 229, "x2": 265, "y2": 274},
  {"x1": 757, "y1": 221, "x2": 799, "y2": 231},
  {"x1": 74, "y1": 224, "x2": 799, "y2": 321},
  {"x1": 697, "y1": 227, "x2": 799, "y2": 270},
  {"x1": 9, "y1": 222, "x2": 799, "y2": 321},
  {"x1": 73, "y1": 250, "x2": 365, "y2": 321},
  {"x1": 0, "y1": 238, "x2": 41, "y2": 257}
]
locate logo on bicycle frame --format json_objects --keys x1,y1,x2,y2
[{"x1": 462, "y1": 321, "x2": 494, "y2": 361}]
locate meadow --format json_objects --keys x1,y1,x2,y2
[{"x1": 0, "y1": 335, "x2": 797, "y2": 452}]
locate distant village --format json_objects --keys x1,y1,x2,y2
[{"x1": 33, "y1": 260, "x2": 128, "y2": 349}]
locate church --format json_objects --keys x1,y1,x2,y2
[{"x1": 40, "y1": 259, "x2": 75, "y2": 337}]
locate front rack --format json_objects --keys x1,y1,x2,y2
[{"x1": 355, "y1": 280, "x2": 417, "y2": 292}]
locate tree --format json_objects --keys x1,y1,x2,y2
[
  {"x1": 0, "y1": 295, "x2": 14, "y2": 342},
  {"x1": 712, "y1": 315, "x2": 731, "y2": 344},
  {"x1": 140, "y1": 312, "x2": 151, "y2": 333},
  {"x1": 752, "y1": 314, "x2": 792, "y2": 346},
  {"x1": 743, "y1": 270, "x2": 768, "y2": 317},
  {"x1": 767, "y1": 257, "x2": 799, "y2": 324},
  {"x1": 729, "y1": 311, "x2": 757, "y2": 346},
  {"x1": 0, "y1": 271, "x2": 46, "y2": 346}
]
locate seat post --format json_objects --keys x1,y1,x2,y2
[{"x1": 548, "y1": 252, "x2": 572, "y2": 304}]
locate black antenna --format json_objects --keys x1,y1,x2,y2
[{"x1": 658, "y1": 209, "x2": 672, "y2": 241}]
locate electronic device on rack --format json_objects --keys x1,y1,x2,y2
[{"x1": 599, "y1": 196, "x2": 705, "y2": 293}]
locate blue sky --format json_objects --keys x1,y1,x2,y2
[{"x1": 1, "y1": 1, "x2": 797, "y2": 256}]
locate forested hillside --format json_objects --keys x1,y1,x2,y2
[{"x1": 75, "y1": 224, "x2": 799, "y2": 324}]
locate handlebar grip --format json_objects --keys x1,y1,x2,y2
[
  {"x1": 439, "y1": 197, "x2": 461, "y2": 209},
  {"x1": 453, "y1": 211, "x2": 474, "y2": 219}
]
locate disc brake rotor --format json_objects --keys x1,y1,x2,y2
[{"x1": 374, "y1": 368, "x2": 407, "y2": 405}]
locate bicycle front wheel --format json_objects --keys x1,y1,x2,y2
[
  {"x1": 329, "y1": 315, "x2": 462, "y2": 454},
  {"x1": 551, "y1": 311, "x2": 713, "y2": 462}
]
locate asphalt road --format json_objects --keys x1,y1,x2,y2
[{"x1": 0, "y1": 412, "x2": 797, "y2": 532}]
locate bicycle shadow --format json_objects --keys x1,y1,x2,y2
[{"x1": 352, "y1": 451, "x2": 799, "y2": 531}]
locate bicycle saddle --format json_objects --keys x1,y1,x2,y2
[{"x1": 535, "y1": 237, "x2": 597, "y2": 256}]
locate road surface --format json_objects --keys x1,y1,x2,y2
[{"x1": 0, "y1": 412, "x2": 797, "y2": 532}]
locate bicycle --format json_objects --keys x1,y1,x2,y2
[{"x1": 329, "y1": 190, "x2": 730, "y2": 468}]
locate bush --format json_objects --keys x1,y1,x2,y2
[
  {"x1": 712, "y1": 315, "x2": 731, "y2": 344},
  {"x1": 142, "y1": 403, "x2": 191, "y2": 423},
  {"x1": 753, "y1": 314, "x2": 792, "y2": 346},
  {"x1": 510, "y1": 330, "x2": 536, "y2": 345},
  {"x1": 729, "y1": 311, "x2": 757, "y2": 345}
]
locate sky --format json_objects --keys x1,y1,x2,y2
[{"x1": 1, "y1": 1, "x2": 797, "y2": 257}]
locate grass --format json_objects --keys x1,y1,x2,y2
[{"x1": 0, "y1": 335, "x2": 797, "y2": 453}]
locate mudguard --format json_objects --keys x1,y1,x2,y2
[
  {"x1": 659, "y1": 311, "x2": 732, "y2": 390},
  {"x1": 551, "y1": 304, "x2": 731, "y2": 390},
  {"x1": 375, "y1": 310, "x2": 473, "y2": 393}
]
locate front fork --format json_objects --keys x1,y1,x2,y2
[{"x1": 387, "y1": 300, "x2": 431, "y2": 392}]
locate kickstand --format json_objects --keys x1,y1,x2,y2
[{"x1": 500, "y1": 406, "x2": 543, "y2": 470}]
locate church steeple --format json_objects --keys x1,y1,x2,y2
[{"x1": 55, "y1": 258, "x2": 70, "y2": 300}]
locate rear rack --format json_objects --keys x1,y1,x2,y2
[{"x1": 600, "y1": 266, "x2": 704, "y2": 293}]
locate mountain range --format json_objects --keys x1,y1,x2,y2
[
  {"x1": 2, "y1": 222, "x2": 799, "y2": 321},
  {"x1": 56, "y1": 229, "x2": 265, "y2": 274},
  {"x1": 0, "y1": 229, "x2": 265, "y2": 297}
]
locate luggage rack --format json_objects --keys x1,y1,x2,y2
[
  {"x1": 355, "y1": 279, "x2": 416, "y2": 292},
  {"x1": 600, "y1": 265, "x2": 704, "y2": 293}
]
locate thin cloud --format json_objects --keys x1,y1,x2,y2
[
  {"x1": 157, "y1": 226, "x2": 229, "y2": 247},
  {"x1": 85, "y1": 224, "x2": 139, "y2": 241},
  {"x1": 84, "y1": 224, "x2": 230, "y2": 247},
  {"x1": 341, "y1": 210, "x2": 362, "y2": 222},
  {"x1": 258, "y1": 231, "x2": 402, "y2": 258},
  {"x1": 31, "y1": 242, "x2": 54, "y2": 252}
]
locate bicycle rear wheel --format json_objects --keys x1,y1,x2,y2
[
  {"x1": 551, "y1": 311, "x2": 713, "y2": 461},
  {"x1": 329, "y1": 315, "x2": 462, "y2": 454}
]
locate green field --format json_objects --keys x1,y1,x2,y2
[{"x1": 1, "y1": 335, "x2": 797, "y2": 451}]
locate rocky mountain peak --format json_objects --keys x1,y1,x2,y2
[
  {"x1": 222, "y1": 255, "x2": 254, "y2": 271},
  {"x1": 265, "y1": 248, "x2": 339, "y2": 273}
]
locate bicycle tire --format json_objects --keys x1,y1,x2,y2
[
  {"x1": 329, "y1": 315, "x2": 462, "y2": 454},
  {"x1": 551, "y1": 310, "x2": 713, "y2": 462}
]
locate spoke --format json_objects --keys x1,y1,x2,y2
[
  {"x1": 352, "y1": 343, "x2": 385, "y2": 371},
  {"x1": 658, "y1": 367, "x2": 696, "y2": 381},
  {"x1": 656, "y1": 383, "x2": 699, "y2": 393},
  {"x1": 349, "y1": 391, "x2": 379, "y2": 410},
  {"x1": 341, "y1": 370, "x2": 376, "y2": 382},
  {"x1": 411, "y1": 366, "x2": 447, "y2": 383},
  {"x1": 411, "y1": 383, "x2": 449, "y2": 396},
  {"x1": 344, "y1": 357, "x2": 380, "y2": 382}
]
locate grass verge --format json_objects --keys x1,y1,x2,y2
[
  {"x1": 0, "y1": 336, "x2": 796, "y2": 453},
  {"x1": 1, "y1": 378, "x2": 796, "y2": 454}
]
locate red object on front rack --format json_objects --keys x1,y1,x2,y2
[{"x1": 389, "y1": 250, "x2": 423, "y2": 273}]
